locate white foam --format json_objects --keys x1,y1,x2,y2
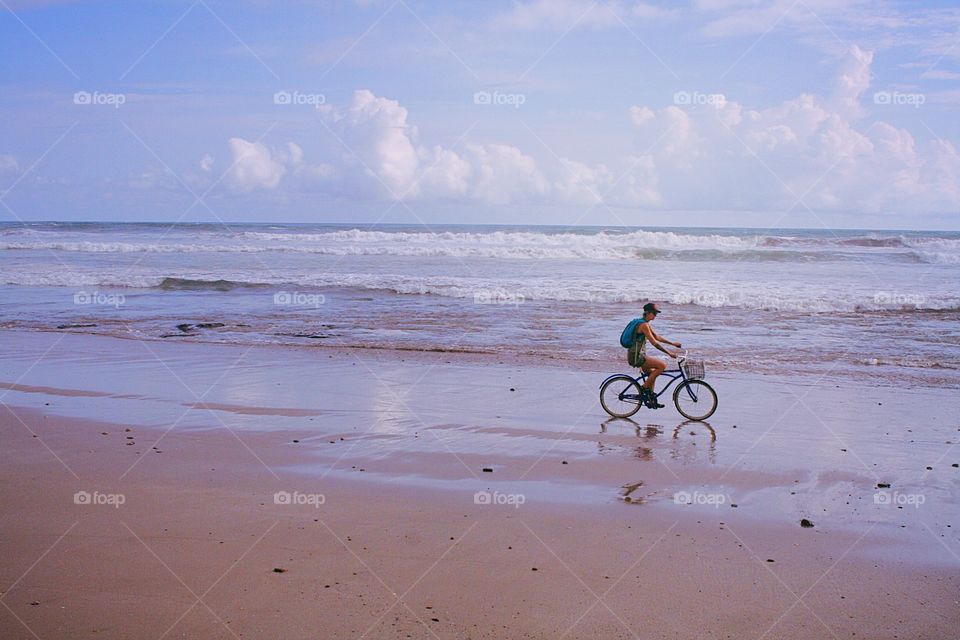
[
  {"x1": 4, "y1": 268, "x2": 958, "y2": 312},
  {"x1": 3, "y1": 229, "x2": 959, "y2": 264}
]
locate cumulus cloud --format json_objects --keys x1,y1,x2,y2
[
  {"x1": 626, "y1": 45, "x2": 960, "y2": 213},
  {"x1": 458, "y1": 143, "x2": 550, "y2": 203},
  {"x1": 227, "y1": 139, "x2": 290, "y2": 192},
  {"x1": 321, "y1": 89, "x2": 549, "y2": 204},
  {"x1": 326, "y1": 89, "x2": 420, "y2": 196},
  {"x1": 221, "y1": 46, "x2": 958, "y2": 216},
  {"x1": 831, "y1": 45, "x2": 873, "y2": 118},
  {"x1": 225, "y1": 139, "x2": 332, "y2": 192},
  {"x1": 629, "y1": 106, "x2": 655, "y2": 125}
]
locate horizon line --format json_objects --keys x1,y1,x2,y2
[{"x1": 2, "y1": 220, "x2": 957, "y2": 233}]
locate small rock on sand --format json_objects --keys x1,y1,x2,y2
[{"x1": 800, "y1": 518, "x2": 814, "y2": 528}]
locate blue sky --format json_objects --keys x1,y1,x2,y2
[{"x1": 1, "y1": 0, "x2": 959, "y2": 229}]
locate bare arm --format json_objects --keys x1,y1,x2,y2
[
  {"x1": 652, "y1": 330, "x2": 682, "y2": 349},
  {"x1": 641, "y1": 325, "x2": 677, "y2": 357}
]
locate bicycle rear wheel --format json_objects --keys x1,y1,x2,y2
[
  {"x1": 672, "y1": 380, "x2": 718, "y2": 421},
  {"x1": 600, "y1": 376, "x2": 644, "y2": 418}
]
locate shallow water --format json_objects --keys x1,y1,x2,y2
[{"x1": 2, "y1": 331, "x2": 957, "y2": 543}]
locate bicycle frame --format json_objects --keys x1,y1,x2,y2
[{"x1": 599, "y1": 364, "x2": 701, "y2": 402}]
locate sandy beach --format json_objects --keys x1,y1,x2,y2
[
  {"x1": 0, "y1": 330, "x2": 957, "y2": 639},
  {"x1": 5, "y1": 0, "x2": 960, "y2": 635}
]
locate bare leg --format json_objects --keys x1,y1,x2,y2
[{"x1": 640, "y1": 357, "x2": 666, "y2": 391}]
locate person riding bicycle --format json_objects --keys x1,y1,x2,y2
[{"x1": 628, "y1": 302, "x2": 681, "y2": 408}]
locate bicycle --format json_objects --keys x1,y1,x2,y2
[{"x1": 599, "y1": 352, "x2": 718, "y2": 421}]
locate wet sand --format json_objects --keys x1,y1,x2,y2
[{"x1": 0, "y1": 331, "x2": 957, "y2": 639}]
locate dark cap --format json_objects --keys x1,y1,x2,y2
[{"x1": 643, "y1": 302, "x2": 660, "y2": 315}]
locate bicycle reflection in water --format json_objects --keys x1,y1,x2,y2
[{"x1": 599, "y1": 417, "x2": 718, "y2": 503}]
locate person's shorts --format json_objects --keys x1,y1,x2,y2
[{"x1": 627, "y1": 344, "x2": 646, "y2": 368}]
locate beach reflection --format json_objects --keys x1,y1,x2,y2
[
  {"x1": 670, "y1": 420, "x2": 717, "y2": 464},
  {"x1": 598, "y1": 417, "x2": 719, "y2": 465}
]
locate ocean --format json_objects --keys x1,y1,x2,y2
[{"x1": 1, "y1": 221, "x2": 958, "y2": 388}]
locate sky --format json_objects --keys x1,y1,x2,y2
[{"x1": 1, "y1": 0, "x2": 959, "y2": 229}]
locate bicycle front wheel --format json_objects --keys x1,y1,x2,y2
[
  {"x1": 600, "y1": 376, "x2": 644, "y2": 418},
  {"x1": 672, "y1": 380, "x2": 718, "y2": 421}
]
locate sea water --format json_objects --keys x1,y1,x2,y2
[{"x1": 1, "y1": 222, "x2": 958, "y2": 388}]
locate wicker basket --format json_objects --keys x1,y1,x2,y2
[{"x1": 682, "y1": 358, "x2": 705, "y2": 380}]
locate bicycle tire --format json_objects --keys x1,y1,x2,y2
[
  {"x1": 600, "y1": 375, "x2": 644, "y2": 418},
  {"x1": 672, "y1": 380, "x2": 718, "y2": 421}
]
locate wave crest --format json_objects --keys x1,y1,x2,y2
[{"x1": 3, "y1": 227, "x2": 958, "y2": 264}]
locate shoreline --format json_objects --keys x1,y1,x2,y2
[
  {"x1": 4, "y1": 323, "x2": 960, "y2": 392},
  {"x1": 1, "y1": 330, "x2": 958, "y2": 638}
]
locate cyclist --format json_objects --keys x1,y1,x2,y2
[{"x1": 628, "y1": 302, "x2": 681, "y2": 408}]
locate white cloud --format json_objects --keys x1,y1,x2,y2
[
  {"x1": 337, "y1": 89, "x2": 420, "y2": 196},
  {"x1": 199, "y1": 153, "x2": 214, "y2": 172},
  {"x1": 624, "y1": 45, "x2": 960, "y2": 214},
  {"x1": 416, "y1": 145, "x2": 471, "y2": 197},
  {"x1": 224, "y1": 139, "x2": 332, "y2": 193},
  {"x1": 229, "y1": 44, "x2": 958, "y2": 216},
  {"x1": 321, "y1": 90, "x2": 549, "y2": 204},
  {"x1": 227, "y1": 139, "x2": 289, "y2": 192},
  {"x1": 629, "y1": 106, "x2": 655, "y2": 125},
  {"x1": 831, "y1": 45, "x2": 873, "y2": 118},
  {"x1": 459, "y1": 143, "x2": 549, "y2": 204}
]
